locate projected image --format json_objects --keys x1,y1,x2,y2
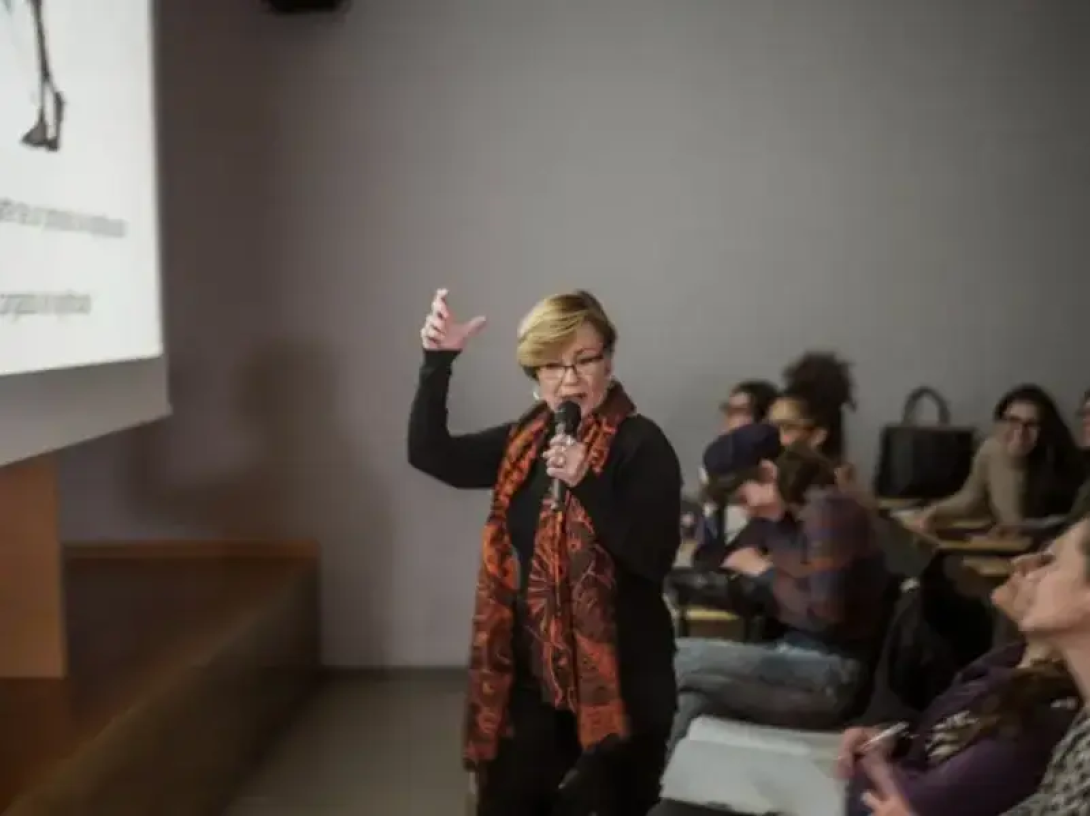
[
  {"x1": 0, "y1": 1, "x2": 162, "y2": 377},
  {"x1": 2, "y1": 0, "x2": 64, "y2": 151}
]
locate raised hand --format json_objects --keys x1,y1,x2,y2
[{"x1": 420, "y1": 288, "x2": 487, "y2": 352}]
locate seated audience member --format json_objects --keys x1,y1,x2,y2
[
  {"x1": 668, "y1": 443, "x2": 890, "y2": 754},
  {"x1": 839, "y1": 549, "x2": 1078, "y2": 816},
  {"x1": 694, "y1": 422, "x2": 781, "y2": 562},
  {"x1": 692, "y1": 381, "x2": 780, "y2": 547},
  {"x1": 718, "y1": 379, "x2": 780, "y2": 434},
  {"x1": 770, "y1": 351, "x2": 859, "y2": 487},
  {"x1": 863, "y1": 517, "x2": 1090, "y2": 816},
  {"x1": 913, "y1": 385, "x2": 1083, "y2": 533}
]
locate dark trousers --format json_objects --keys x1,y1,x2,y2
[{"x1": 477, "y1": 685, "x2": 667, "y2": 816}]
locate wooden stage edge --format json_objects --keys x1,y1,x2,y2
[
  {"x1": 67, "y1": 538, "x2": 320, "y2": 559},
  {"x1": 0, "y1": 539, "x2": 322, "y2": 816}
]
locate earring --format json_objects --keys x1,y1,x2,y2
[{"x1": 532, "y1": 387, "x2": 541, "y2": 402}]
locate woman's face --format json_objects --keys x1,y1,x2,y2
[
  {"x1": 721, "y1": 390, "x2": 756, "y2": 433},
  {"x1": 768, "y1": 397, "x2": 825, "y2": 452},
  {"x1": 1080, "y1": 398, "x2": 1090, "y2": 448},
  {"x1": 1018, "y1": 520, "x2": 1090, "y2": 640},
  {"x1": 534, "y1": 322, "x2": 612, "y2": 417},
  {"x1": 997, "y1": 399, "x2": 1041, "y2": 459}
]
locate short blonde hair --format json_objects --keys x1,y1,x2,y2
[{"x1": 516, "y1": 290, "x2": 617, "y2": 373}]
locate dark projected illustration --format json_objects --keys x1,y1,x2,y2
[{"x1": 3, "y1": 0, "x2": 65, "y2": 151}]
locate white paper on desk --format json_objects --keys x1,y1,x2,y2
[{"x1": 664, "y1": 737, "x2": 844, "y2": 816}]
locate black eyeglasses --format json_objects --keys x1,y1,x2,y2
[
  {"x1": 771, "y1": 419, "x2": 815, "y2": 434},
  {"x1": 537, "y1": 353, "x2": 606, "y2": 381},
  {"x1": 1001, "y1": 415, "x2": 1040, "y2": 432}
]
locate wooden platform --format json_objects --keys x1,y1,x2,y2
[{"x1": 0, "y1": 542, "x2": 320, "y2": 816}]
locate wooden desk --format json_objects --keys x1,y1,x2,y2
[
  {"x1": 669, "y1": 540, "x2": 746, "y2": 638},
  {"x1": 883, "y1": 507, "x2": 1027, "y2": 568},
  {"x1": 960, "y1": 556, "x2": 1014, "y2": 580},
  {"x1": 934, "y1": 535, "x2": 1030, "y2": 555}
]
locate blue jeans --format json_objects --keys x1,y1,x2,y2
[{"x1": 668, "y1": 637, "x2": 863, "y2": 756}]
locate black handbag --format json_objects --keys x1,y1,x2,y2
[{"x1": 873, "y1": 387, "x2": 976, "y2": 501}]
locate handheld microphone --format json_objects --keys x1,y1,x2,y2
[{"x1": 550, "y1": 400, "x2": 582, "y2": 511}]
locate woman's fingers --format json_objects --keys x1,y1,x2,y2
[
  {"x1": 420, "y1": 312, "x2": 446, "y2": 343},
  {"x1": 545, "y1": 451, "x2": 566, "y2": 468},
  {"x1": 424, "y1": 312, "x2": 445, "y2": 334},
  {"x1": 432, "y1": 288, "x2": 451, "y2": 320}
]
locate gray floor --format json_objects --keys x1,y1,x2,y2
[
  {"x1": 225, "y1": 671, "x2": 725, "y2": 816},
  {"x1": 225, "y1": 671, "x2": 470, "y2": 815}
]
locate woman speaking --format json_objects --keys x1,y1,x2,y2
[{"x1": 409, "y1": 288, "x2": 682, "y2": 815}]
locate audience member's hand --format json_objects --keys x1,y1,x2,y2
[
  {"x1": 544, "y1": 433, "x2": 589, "y2": 487},
  {"x1": 835, "y1": 727, "x2": 897, "y2": 779},
  {"x1": 723, "y1": 547, "x2": 771, "y2": 577},
  {"x1": 420, "y1": 288, "x2": 487, "y2": 351},
  {"x1": 906, "y1": 509, "x2": 934, "y2": 533},
  {"x1": 862, "y1": 791, "x2": 915, "y2": 816}
]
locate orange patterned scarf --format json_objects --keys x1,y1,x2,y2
[{"x1": 463, "y1": 384, "x2": 635, "y2": 770}]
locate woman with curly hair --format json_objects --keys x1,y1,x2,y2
[{"x1": 768, "y1": 351, "x2": 861, "y2": 490}]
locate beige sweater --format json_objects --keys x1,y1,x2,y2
[{"x1": 927, "y1": 436, "x2": 1025, "y2": 525}]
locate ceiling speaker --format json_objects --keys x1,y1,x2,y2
[{"x1": 265, "y1": 0, "x2": 347, "y2": 13}]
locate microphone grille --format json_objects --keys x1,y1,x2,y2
[{"x1": 555, "y1": 400, "x2": 582, "y2": 429}]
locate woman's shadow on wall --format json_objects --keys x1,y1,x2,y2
[{"x1": 128, "y1": 338, "x2": 394, "y2": 663}]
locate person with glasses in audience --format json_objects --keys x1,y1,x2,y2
[
  {"x1": 409, "y1": 288, "x2": 681, "y2": 816},
  {"x1": 863, "y1": 517, "x2": 1090, "y2": 816},
  {"x1": 913, "y1": 386, "x2": 1084, "y2": 534},
  {"x1": 719, "y1": 380, "x2": 779, "y2": 434}
]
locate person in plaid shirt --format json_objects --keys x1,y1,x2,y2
[{"x1": 667, "y1": 442, "x2": 890, "y2": 756}]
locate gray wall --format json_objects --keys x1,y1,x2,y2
[
  {"x1": 60, "y1": 0, "x2": 1090, "y2": 666},
  {"x1": 0, "y1": 358, "x2": 166, "y2": 467}
]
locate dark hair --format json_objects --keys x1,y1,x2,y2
[
  {"x1": 1082, "y1": 388, "x2": 1090, "y2": 408},
  {"x1": 1081, "y1": 516, "x2": 1090, "y2": 581},
  {"x1": 993, "y1": 385, "x2": 1085, "y2": 518},
  {"x1": 775, "y1": 444, "x2": 839, "y2": 505},
  {"x1": 950, "y1": 658, "x2": 1077, "y2": 752},
  {"x1": 780, "y1": 352, "x2": 856, "y2": 460},
  {"x1": 699, "y1": 442, "x2": 836, "y2": 507},
  {"x1": 726, "y1": 380, "x2": 779, "y2": 422}
]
